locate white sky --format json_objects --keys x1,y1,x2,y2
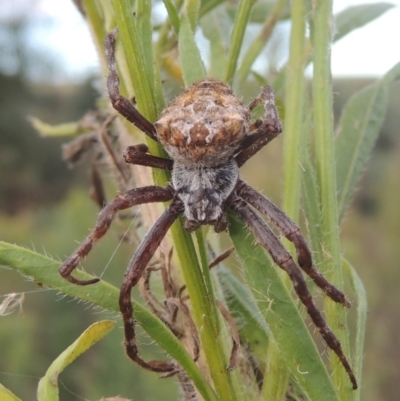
[{"x1": 1, "y1": 0, "x2": 400, "y2": 81}]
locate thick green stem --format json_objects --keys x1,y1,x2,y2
[
  {"x1": 311, "y1": 1, "x2": 353, "y2": 397},
  {"x1": 112, "y1": 3, "x2": 236, "y2": 399},
  {"x1": 172, "y1": 223, "x2": 238, "y2": 401},
  {"x1": 283, "y1": 0, "x2": 307, "y2": 222}
]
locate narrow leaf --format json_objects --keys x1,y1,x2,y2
[
  {"x1": 178, "y1": 15, "x2": 206, "y2": 86},
  {"x1": 0, "y1": 384, "x2": 22, "y2": 401},
  {"x1": 37, "y1": 321, "x2": 116, "y2": 401},
  {"x1": 336, "y1": 61, "x2": 400, "y2": 221},
  {"x1": 300, "y1": 143, "x2": 325, "y2": 268},
  {"x1": 136, "y1": 0, "x2": 155, "y2": 87},
  {"x1": 112, "y1": 0, "x2": 158, "y2": 120},
  {"x1": 184, "y1": 0, "x2": 201, "y2": 31},
  {"x1": 162, "y1": 0, "x2": 180, "y2": 35},
  {"x1": 224, "y1": 0, "x2": 256, "y2": 84},
  {"x1": 199, "y1": 0, "x2": 228, "y2": 17},
  {"x1": 334, "y1": 3, "x2": 395, "y2": 43},
  {"x1": 0, "y1": 241, "x2": 218, "y2": 401},
  {"x1": 29, "y1": 116, "x2": 83, "y2": 137},
  {"x1": 200, "y1": 11, "x2": 227, "y2": 80},
  {"x1": 228, "y1": 213, "x2": 340, "y2": 401},
  {"x1": 343, "y1": 258, "x2": 367, "y2": 399},
  {"x1": 216, "y1": 266, "x2": 270, "y2": 360}
]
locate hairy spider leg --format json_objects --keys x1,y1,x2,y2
[
  {"x1": 123, "y1": 144, "x2": 174, "y2": 171},
  {"x1": 104, "y1": 29, "x2": 159, "y2": 143},
  {"x1": 236, "y1": 180, "x2": 351, "y2": 307},
  {"x1": 235, "y1": 86, "x2": 283, "y2": 168},
  {"x1": 59, "y1": 186, "x2": 173, "y2": 285},
  {"x1": 228, "y1": 195, "x2": 358, "y2": 390},
  {"x1": 119, "y1": 198, "x2": 184, "y2": 372}
]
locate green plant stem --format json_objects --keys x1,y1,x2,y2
[
  {"x1": 111, "y1": 3, "x2": 236, "y2": 399},
  {"x1": 283, "y1": 0, "x2": 307, "y2": 224},
  {"x1": 224, "y1": 0, "x2": 256, "y2": 85},
  {"x1": 171, "y1": 222, "x2": 238, "y2": 401},
  {"x1": 311, "y1": 1, "x2": 352, "y2": 397}
]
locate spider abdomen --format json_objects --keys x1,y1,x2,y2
[
  {"x1": 155, "y1": 79, "x2": 250, "y2": 166},
  {"x1": 172, "y1": 159, "x2": 239, "y2": 232}
]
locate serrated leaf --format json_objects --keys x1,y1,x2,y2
[
  {"x1": 0, "y1": 384, "x2": 23, "y2": 401},
  {"x1": 0, "y1": 241, "x2": 217, "y2": 401},
  {"x1": 228, "y1": 213, "x2": 340, "y2": 401},
  {"x1": 37, "y1": 320, "x2": 116, "y2": 401},
  {"x1": 334, "y1": 3, "x2": 395, "y2": 43},
  {"x1": 179, "y1": 15, "x2": 206, "y2": 86},
  {"x1": 336, "y1": 61, "x2": 400, "y2": 221}
]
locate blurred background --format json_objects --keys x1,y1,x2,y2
[{"x1": 0, "y1": 0, "x2": 400, "y2": 400}]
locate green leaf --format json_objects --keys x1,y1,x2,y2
[
  {"x1": 216, "y1": 266, "x2": 270, "y2": 360},
  {"x1": 300, "y1": 143, "x2": 325, "y2": 268},
  {"x1": 29, "y1": 116, "x2": 83, "y2": 137},
  {"x1": 336, "y1": 61, "x2": 400, "y2": 221},
  {"x1": 178, "y1": 15, "x2": 206, "y2": 86},
  {"x1": 0, "y1": 384, "x2": 23, "y2": 401},
  {"x1": 224, "y1": 0, "x2": 256, "y2": 84},
  {"x1": 334, "y1": 3, "x2": 395, "y2": 43},
  {"x1": 162, "y1": 0, "x2": 180, "y2": 35},
  {"x1": 37, "y1": 320, "x2": 116, "y2": 401},
  {"x1": 228, "y1": 213, "x2": 340, "y2": 401},
  {"x1": 136, "y1": 0, "x2": 156, "y2": 90},
  {"x1": 199, "y1": 0, "x2": 228, "y2": 17},
  {"x1": 200, "y1": 10, "x2": 227, "y2": 80},
  {"x1": 184, "y1": 0, "x2": 201, "y2": 31},
  {"x1": 112, "y1": 0, "x2": 158, "y2": 120},
  {"x1": 0, "y1": 241, "x2": 218, "y2": 401},
  {"x1": 343, "y1": 258, "x2": 367, "y2": 400}
]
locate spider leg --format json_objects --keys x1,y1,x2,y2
[
  {"x1": 59, "y1": 186, "x2": 174, "y2": 285},
  {"x1": 236, "y1": 180, "x2": 351, "y2": 307},
  {"x1": 123, "y1": 144, "x2": 174, "y2": 170},
  {"x1": 228, "y1": 195, "x2": 358, "y2": 390},
  {"x1": 119, "y1": 198, "x2": 184, "y2": 372},
  {"x1": 235, "y1": 86, "x2": 283, "y2": 167},
  {"x1": 104, "y1": 28, "x2": 159, "y2": 143}
]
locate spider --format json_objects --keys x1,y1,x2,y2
[{"x1": 59, "y1": 28, "x2": 357, "y2": 390}]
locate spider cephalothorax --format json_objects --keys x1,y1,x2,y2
[{"x1": 59, "y1": 29, "x2": 357, "y2": 390}]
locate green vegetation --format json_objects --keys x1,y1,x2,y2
[{"x1": 1, "y1": 1, "x2": 399, "y2": 401}]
